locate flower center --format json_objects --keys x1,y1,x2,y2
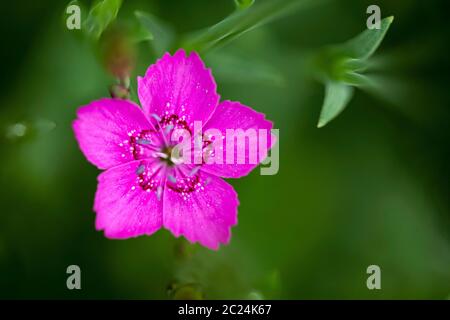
[{"x1": 158, "y1": 145, "x2": 183, "y2": 166}]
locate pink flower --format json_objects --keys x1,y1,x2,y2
[{"x1": 73, "y1": 49, "x2": 273, "y2": 249}]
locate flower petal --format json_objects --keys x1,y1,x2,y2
[
  {"x1": 94, "y1": 159, "x2": 165, "y2": 239},
  {"x1": 138, "y1": 49, "x2": 219, "y2": 129},
  {"x1": 201, "y1": 100, "x2": 274, "y2": 178},
  {"x1": 163, "y1": 169, "x2": 238, "y2": 250},
  {"x1": 73, "y1": 98, "x2": 153, "y2": 170}
]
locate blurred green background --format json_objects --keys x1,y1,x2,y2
[{"x1": 0, "y1": 0, "x2": 449, "y2": 299}]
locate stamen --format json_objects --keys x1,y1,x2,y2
[
  {"x1": 136, "y1": 164, "x2": 145, "y2": 175},
  {"x1": 164, "y1": 124, "x2": 174, "y2": 134},
  {"x1": 168, "y1": 175, "x2": 177, "y2": 183},
  {"x1": 170, "y1": 157, "x2": 184, "y2": 165},
  {"x1": 156, "y1": 186, "x2": 163, "y2": 201},
  {"x1": 136, "y1": 138, "x2": 152, "y2": 145},
  {"x1": 189, "y1": 166, "x2": 201, "y2": 176},
  {"x1": 204, "y1": 177, "x2": 212, "y2": 186},
  {"x1": 154, "y1": 152, "x2": 168, "y2": 159},
  {"x1": 156, "y1": 119, "x2": 169, "y2": 147},
  {"x1": 150, "y1": 113, "x2": 161, "y2": 121}
]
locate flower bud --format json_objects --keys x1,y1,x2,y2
[
  {"x1": 109, "y1": 83, "x2": 130, "y2": 99},
  {"x1": 100, "y1": 25, "x2": 136, "y2": 80}
]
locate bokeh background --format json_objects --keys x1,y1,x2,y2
[{"x1": 0, "y1": 0, "x2": 449, "y2": 299}]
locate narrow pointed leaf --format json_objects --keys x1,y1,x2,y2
[
  {"x1": 135, "y1": 11, "x2": 174, "y2": 56},
  {"x1": 84, "y1": 0, "x2": 122, "y2": 39},
  {"x1": 182, "y1": 0, "x2": 321, "y2": 53},
  {"x1": 315, "y1": 16, "x2": 394, "y2": 127},
  {"x1": 341, "y1": 72, "x2": 374, "y2": 87},
  {"x1": 318, "y1": 82, "x2": 354, "y2": 128},
  {"x1": 340, "y1": 16, "x2": 394, "y2": 60}
]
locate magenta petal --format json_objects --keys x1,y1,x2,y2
[
  {"x1": 202, "y1": 100, "x2": 274, "y2": 178},
  {"x1": 163, "y1": 170, "x2": 238, "y2": 250},
  {"x1": 73, "y1": 98, "x2": 152, "y2": 170},
  {"x1": 138, "y1": 49, "x2": 219, "y2": 128},
  {"x1": 94, "y1": 160, "x2": 164, "y2": 239}
]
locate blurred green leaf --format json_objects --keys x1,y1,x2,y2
[
  {"x1": 84, "y1": 0, "x2": 122, "y2": 39},
  {"x1": 206, "y1": 51, "x2": 284, "y2": 86},
  {"x1": 340, "y1": 58, "x2": 368, "y2": 72},
  {"x1": 255, "y1": 269, "x2": 281, "y2": 299},
  {"x1": 316, "y1": 16, "x2": 394, "y2": 127},
  {"x1": 134, "y1": 11, "x2": 174, "y2": 56},
  {"x1": 246, "y1": 291, "x2": 264, "y2": 299},
  {"x1": 234, "y1": 0, "x2": 255, "y2": 10},
  {"x1": 339, "y1": 16, "x2": 394, "y2": 60},
  {"x1": 170, "y1": 283, "x2": 204, "y2": 300},
  {"x1": 3, "y1": 118, "x2": 57, "y2": 143},
  {"x1": 182, "y1": 0, "x2": 320, "y2": 53},
  {"x1": 128, "y1": 16, "x2": 154, "y2": 43},
  {"x1": 341, "y1": 72, "x2": 373, "y2": 87},
  {"x1": 318, "y1": 82, "x2": 354, "y2": 128}
]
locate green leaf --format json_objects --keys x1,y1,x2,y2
[
  {"x1": 340, "y1": 58, "x2": 368, "y2": 72},
  {"x1": 317, "y1": 82, "x2": 354, "y2": 128},
  {"x1": 84, "y1": 0, "x2": 122, "y2": 39},
  {"x1": 234, "y1": 0, "x2": 255, "y2": 10},
  {"x1": 316, "y1": 16, "x2": 394, "y2": 127},
  {"x1": 205, "y1": 51, "x2": 284, "y2": 86},
  {"x1": 341, "y1": 72, "x2": 373, "y2": 87},
  {"x1": 182, "y1": 0, "x2": 321, "y2": 53},
  {"x1": 134, "y1": 11, "x2": 174, "y2": 56},
  {"x1": 339, "y1": 16, "x2": 394, "y2": 60},
  {"x1": 129, "y1": 16, "x2": 154, "y2": 43}
]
